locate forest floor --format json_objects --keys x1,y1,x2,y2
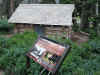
[
  {"x1": 0, "y1": 32, "x2": 89, "y2": 75},
  {"x1": 0, "y1": 34, "x2": 12, "y2": 75},
  {"x1": 0, "y1": 32, "x2": 89, "y2": 44}
]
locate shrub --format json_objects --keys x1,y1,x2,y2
[
  {"x1": 0, "y1": 19, "x2": 14, "y2": 28},
  {"x1": 0, "y1": 19, "x2": 14, "y2": 33},
  {"x1": 0, "y1": 31, "x2": 38, "y2": 75},
  {"x1": 0, "y1": 31, "x2": 100, "y2": 75}
]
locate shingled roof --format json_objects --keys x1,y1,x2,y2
[{"x1": 8, "y1": 4, "x2": 74, "y2": 26}]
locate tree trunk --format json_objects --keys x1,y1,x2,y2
[
  {"x1": 96, "y1": 0, "x2": 99, "y2": 16},
  {"x1": 96, "y1": 1, "x2": 100, "y2": 36},
  {"x1": 10, "y1": 0, "x2": 14, "y2": 16},
  {"x1": 80, "y1": 1, "x2": 89, "y2": 31}
]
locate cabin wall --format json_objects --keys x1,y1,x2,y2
[
  {"x1": 44, "y1": 26, "x2": 72, "y2": 38},
  {"x1": 14, "y1": 23, "x2": 34, "y2": 33},
  {"x1": 14, "y1": 24, "x2": 72, "y2": 39}
]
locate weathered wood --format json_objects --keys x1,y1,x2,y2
[
  {"x1": 14, "y1": 23, "x2": 72, "y2": 39},
  {"x1": 14, "y1": 24, "x2": 18, "y2": 33},
  {"x1": 45, "y1": 31, "x2": 69, "y2": 37},
  {"x1": 8, "y1": 4, "x2": 74, "y2": 26},
  {"x1": 45, "y1": 27, "x2": 63, "y2": 30},
  {"x1": 14, "y1": 24, "x2": 34, "y2": 33},
  {"x1": 45, "y1": 26, "x2": 69, "y2": 31},
  {"x1": 44, "y1": 26, "x2": 72, "y2": 38}
]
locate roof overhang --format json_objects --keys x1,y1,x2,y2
[{"x1": 8, "y1": 4, "x2": 75, "y2": 26}]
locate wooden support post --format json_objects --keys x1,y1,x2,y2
[
  {"x1": 14, "y1": 24, "x2": 18, "y2": 34},
  {"x1": 67, "y1": 26, "x2": 72, "y2": 39}
]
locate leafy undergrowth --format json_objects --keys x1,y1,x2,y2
[
  {"x1": 0, "y1": 32, "x2": 100, "y2": 75},
  {"x1": 0, "y1": 31, "x2": 38, "y2": 75},
  {"x1": 0, "y1": 19, "x2": 14, "y2": 34},
  {"x1": 61, "y1": 38, "x2": 100, "y2": 75}
]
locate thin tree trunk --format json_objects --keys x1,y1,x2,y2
[
  {"x1": 96, "y1": 0, "x2": 99, "y2": 16},
  {"x1": 10, "y1": 0, "x2": 14, "y2": 16},
  {"x1": 80, "y1": 1, "x2": 89, "y2": 30},
  {"x1": 96, "y1": 0, "x2": 100, "y2": 36}
]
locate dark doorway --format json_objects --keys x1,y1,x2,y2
[{"x1": 34, "y1": 25, "x2": 45, "y2": 36}]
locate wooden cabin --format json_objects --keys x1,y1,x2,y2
[{"x1": 8, "y1": 4, "x2": 74, "y2": 38}]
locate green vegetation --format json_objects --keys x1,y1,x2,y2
[
  {"x1": 0, "y1": 31, "x2": 38, "y2": 75},
  {"x1": 61, "y1": 37, "x2": 100, "y2": 75},
  {"x1": 0, "y1": 19, "x2": 14, "y2": 34},
  {"x1": 0, "y1": 19, "x2": 13, "y2": 29},
  {"x1": 0, "y1": 31, "x2": 100, "y2": 75},
  {"x1": 0, "y1": 0, "x2": 100, "y2": 74}
]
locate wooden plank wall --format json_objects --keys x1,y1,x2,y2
[
  {"x1": 14, "y1": 23, "x2": 34, "y2": 33},
  {"x1": 14, "y1": 24, "x2": 72, "y2": 39},
  {"x1": 44, "y1": 26, "x2": 72, "y2": 38}
]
